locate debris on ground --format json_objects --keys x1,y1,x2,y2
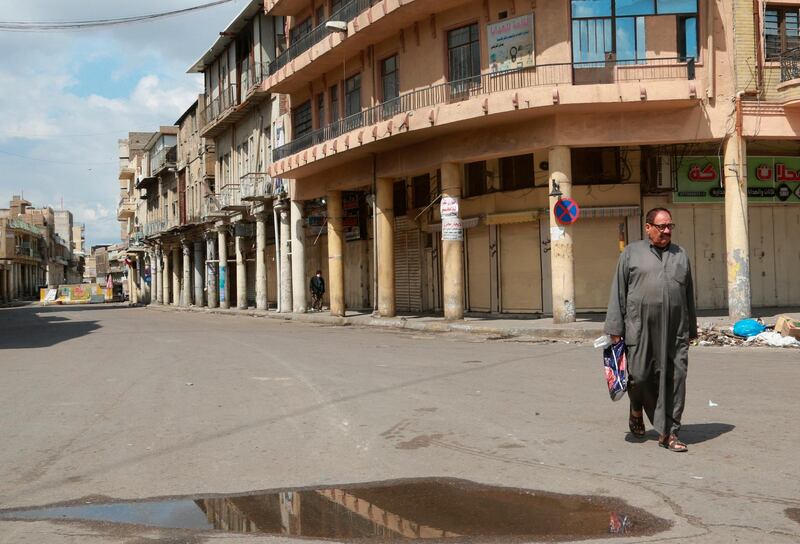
[
  {"x1": 692, "y1": 323, "x2": 800, "y2": 348},
  {"x1": 746, "y1": 331, "x2": 800, "y2": 348}
]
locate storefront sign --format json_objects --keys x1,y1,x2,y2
[
  {"x1": 440, "y1": 196, "x2": 459, "y2": 217},
  {"x1": 441, "y1": 216, "x2": 464, "y2": 241},
  {"x1": 487, "y1": 13, "x2": 535, "y2": 72},
  {"x1": 674, "y1": 156, "x2": 800, "y2": 203}
]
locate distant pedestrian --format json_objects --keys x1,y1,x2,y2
[
  {"x1": 309, "y1": 270, "x2": 325, "y2": 311},
  {"x1": 604, "y1": 208, "x2": 697, "y2": 452}
]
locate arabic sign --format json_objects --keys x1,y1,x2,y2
[
  {"x1": 674, "y1": 156, "x2": 800, "y2": 203},
  {"x1": 440, "y1": 196, "x2": 459, "y2": 217},
  {"x1": 441, "y1": 216, "x2": 464, "y2": 241},
  {"x1": 487, "y1": 13, "x2": 535, "y2": 72}
]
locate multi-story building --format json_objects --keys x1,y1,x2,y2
[
  {"x1": 72, "y1": 224, "x2": 86, "y2": 257},
  {"x1": 125, "y1": 1, "x2": 800, "y2": 320},
  {"x1": 0, "y1": 196, "x2": 47, "y2": 300},
  {"x1": 251, "y1": 0, "x2": 800, "y2": 321}
]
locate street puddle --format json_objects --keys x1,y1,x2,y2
[
  {"x1": 787, "y1": 507, "x2": 800, "y2": 525},
  {"x1": 0, "y1": 478, "x2": 670, "y2": 539}
]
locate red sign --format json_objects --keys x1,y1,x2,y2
[{"x1": 554, "y1": 198, "x2": 580, "y2": 225}]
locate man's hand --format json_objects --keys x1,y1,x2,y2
[{"x1": 611, "y1": 335, "x2": 622, "y2": 343}]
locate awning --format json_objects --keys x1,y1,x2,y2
[
  {"x1": 425, "y1": 216, "x2": 481, "y2": 232},
  {"x1": 485, "y1": 210, "x2": 542, "y2": 225}
]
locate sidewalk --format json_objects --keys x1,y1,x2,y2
[{"x1": 144, "y1": 302, "x2": 800, "y2": 342}]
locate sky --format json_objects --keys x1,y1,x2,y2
[{"x1": 0, "y1": 0, "x2": 247, "y2": 248}]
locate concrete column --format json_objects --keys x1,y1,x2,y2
[
  {"x1": 0, "y1": 269, "x2": 6, "y2": 302},
  {"x1": 441, "y1": 162, "x2": 464, "y2": 320},
  {"x1": 235, "y1": 229, "x2": 248, "y2": 309},
  {"x1": 154, "y1": 248, "x2": 162, "y2": 304},
  {"x1": 172, "y1": 247, "x2": 180, "y2": 306},
  {"x1": 162, "y1": 248, "x2": 171, "y2": 304},
  {"x1": 376, "y1": 177, "x2": 395, "y2": 317},
  {"x1": 255, "y1": 212, "x2": 268, "y2": 310},
  {"x1": 548, "y1": 146, "x2": 576, "y2": 324},
  {"x1": 128, "y1": 262, "x2": 138, "y2": 304},
  {"x1": 290, "y1": 199, "x2": 307, "y2": 313},
  {"x1": 217, "y1": 226, "x2": 229, "y2": 309},
  {"x1": 279, "y1": 202, "x2": 293, "y2": 313},
  {"x1": 14, "y1": 264, "x2": 20, "y2": 298},
  {"x1": 326, "y1": 191, "x2": 345, "y2": 317},
  {"x1": 193, "y1": 241, "x2": 204, "y2": 307},
  {"x1": 724, "y1": 133, "x2": 751, "y2": 320},
  {"x1": 206, "y1": 235, "x2": 219, "y2": 308},
  {"x1": 182, "y1": 240, "x2": 192, "y2": 307}
]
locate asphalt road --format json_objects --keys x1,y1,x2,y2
[{"x1": 0, "y1": 304, "x2": 798, "y2": 543}]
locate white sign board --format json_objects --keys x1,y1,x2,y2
[
  {"x1": 487, "y1": 13, "x2": 535, "y2": 72},
  {"x1": 441, "y1": 216, "x2": 464, "y2": 241},
  {"x1": 440, "y1": 196, "x2": 459, "y2": 217},
  {"x1": 44, "y1": 288, "x2": 58, "y2": 302}
]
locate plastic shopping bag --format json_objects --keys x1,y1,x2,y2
[{"x1": 603, "y1": 340, "x2": 628, "y2": 401}]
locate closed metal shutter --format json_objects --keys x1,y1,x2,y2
[
  {"x1": 246, "y1": 259, "x2": 256, "y2": 306},
  {"x1": 394, "y1": 216, "x2": 422, "y2": 312}
]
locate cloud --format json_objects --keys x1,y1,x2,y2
[{"x1": 0, "y1": 0, "x2": 245, "y2": 247}]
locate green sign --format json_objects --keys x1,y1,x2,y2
[{"x1": 674, "y1": 156, "x2": 800, "y2": 204}]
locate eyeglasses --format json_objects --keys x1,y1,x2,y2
[{"x1": 648, "y1": 223, "x2": 675, "y2": 232}]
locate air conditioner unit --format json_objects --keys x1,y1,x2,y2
[{"x1": 655, "y1": 155, "x2": 673, "y2": 190}]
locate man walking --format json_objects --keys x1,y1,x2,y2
[
  {"x1": 604, "y1": 208, "x2": 697, "y2": 452},
  {"x1": 309, "y1": 270, "x2": 325, "y2": 311}
]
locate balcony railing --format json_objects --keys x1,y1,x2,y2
[
  {"x1": 268, "y1": 0, "x2": 373, "y2": 76},
  {"x1": 219, "y1": 183, "x2": 246, "y2": 210},
  {"x1": 203, "y1": 84, "x2": 240, "y2": 127},
  {"x1": 142, "y1": 221, "x2": 167, "y2": 237},
  {"x1": 150, "y1": 146, "x2": 177, "y2": 176},
  {"x1": 274, "y1": 58, "x2": 695, "y2": 161},
  {"x1": 780, "y1": 47, "x2": 800, "y2": 83},
  {"x1": 240, "y1": 173, "x2": 274, "y2": 200}
]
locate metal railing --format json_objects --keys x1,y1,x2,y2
[
  {"x1": 142, "y1": 221, "x2": 167, "y2": 237},
  {"x1": 150, "y1": 146, "x2": 177, "y2": 175},
  {"x1": 268, "y1": 0, "x2": 373, "y2": 76},
  {"x1": 202, "y1": 84, "x2": 240, "y2": 127},
  {"x1": 780, "y1": 47, "x2": 800, "y2": 83},
  {"x1": 274, "y1": 58, "x2": 694, "y2": 161},
  {"x1": 219, "y1": 183, "x2": 244, "y2": 209},
  {"x1": 240, "y1": 173, "x2": 273, "y2": 200}
]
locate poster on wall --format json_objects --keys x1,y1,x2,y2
[
  {"x1": 673, "y1": 156, "x2": 800, "y2": 204},
  {"x1": 487, "y1": 13, "x2": 535, "y2": 72},
  {"x1": 441, "y1": 216, "x2": 464, "y2": 241}
]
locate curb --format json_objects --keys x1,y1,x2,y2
[{"x1": 144, "y1": 303, "x2": 601, "y2": 342}]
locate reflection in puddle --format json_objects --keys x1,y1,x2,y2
[{"x1": 0, "y1": 479, "x2": 670, "y2": 540}]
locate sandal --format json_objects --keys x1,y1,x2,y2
[
  {"x1": 659, "y1": 434, "x2": 688, "y2": 452},
  {"x1": 628, "y1": 411, "x2": 646, "y2": 438}
]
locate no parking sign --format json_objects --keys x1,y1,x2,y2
[{"x1": 554, "y1": 198, "x2": 580, "y2": 225}]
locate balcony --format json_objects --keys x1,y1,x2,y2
[
  {"x1": 776, "y1": 48, "x2": 800, "y2": 107},
  {"x1": 240, "y1": 173, "x2": 274, "y2": 201},
  {"x1": 200, "y1": 65, "x2": 272, "y2": 138},
  {"x1": 273, "y1": 58, "x2": 696, "y2": 168},
  {"x1": 117, "y1": 196, "x2": 137, "y2": 219},
  {"x1": 142, "y1": 221, "x2": 167, "y2": 237},
  {"x1": 268, "y1": 0, "x2": 372, "y2": 78},
  {"x1": 150, "y1": 145, "x2": 177, "y2": 177}
]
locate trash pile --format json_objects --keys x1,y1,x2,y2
[{"x1": 693, "y1": 316, "x2": 800, "y2": 348}]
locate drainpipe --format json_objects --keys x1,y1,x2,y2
[{"x1": 273, "y1": 203, "x2": 281, "y2": 313}]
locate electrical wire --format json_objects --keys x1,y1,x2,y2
[{"x1": 0, "y1": 0, "x2": 238, "y2": 32}]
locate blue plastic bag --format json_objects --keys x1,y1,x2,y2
[
  {"x1": 732, "y1": 318, "x2": 766, "y2": 338},
  {"x1": 603, "y1": 340, "x2": 628, "y2": 402}
]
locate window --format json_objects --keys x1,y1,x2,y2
[
  {"x1": 412, "y1": 174, "x2": 431, "y2": 208},
  {"x1": 393, "y1": 181, "x2": 407, "y2": 217},
  {"x1": 381, "y1": 55, "x2": 399, "y2": 101},
  {"x1": 448, "y1": 23, "x2": 481, "y2": 83},
  {"x1": 571, "y1": 147, "x2": 620, "y2": 184},
  {"x1": 464, "y1": 161, "x2": 488, "y2": 197},
  {"x1": 345, "y1": 73, "x2": 361, "y2": 117},
  {"x1": 330, "y1": 84, "x2": 340, "y2": 123},
  {"x1": 292, "y1": 100, "x2": 312, "y2": 137},
  {"x1": 765, "y1": 7, "x2": 800, "y2": 60},
  {"x1": 500, "y1": 154, "x2": 535, "y2": 191},
  {"x1": 316, "y1": 93, "x2": 325, "y2": 129},
  {"x1": 331, "y1": 0, "x2": 345, "y2": 14},
  {"x1": 290, "y1": 17, "x2": 312, "y2": 44},
  {"x1": 571, "y1": 0, "x2": 698, "y2": 64},
  {"x1": 315, "y1": 5, "x2": 325, "y2": 25}
]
